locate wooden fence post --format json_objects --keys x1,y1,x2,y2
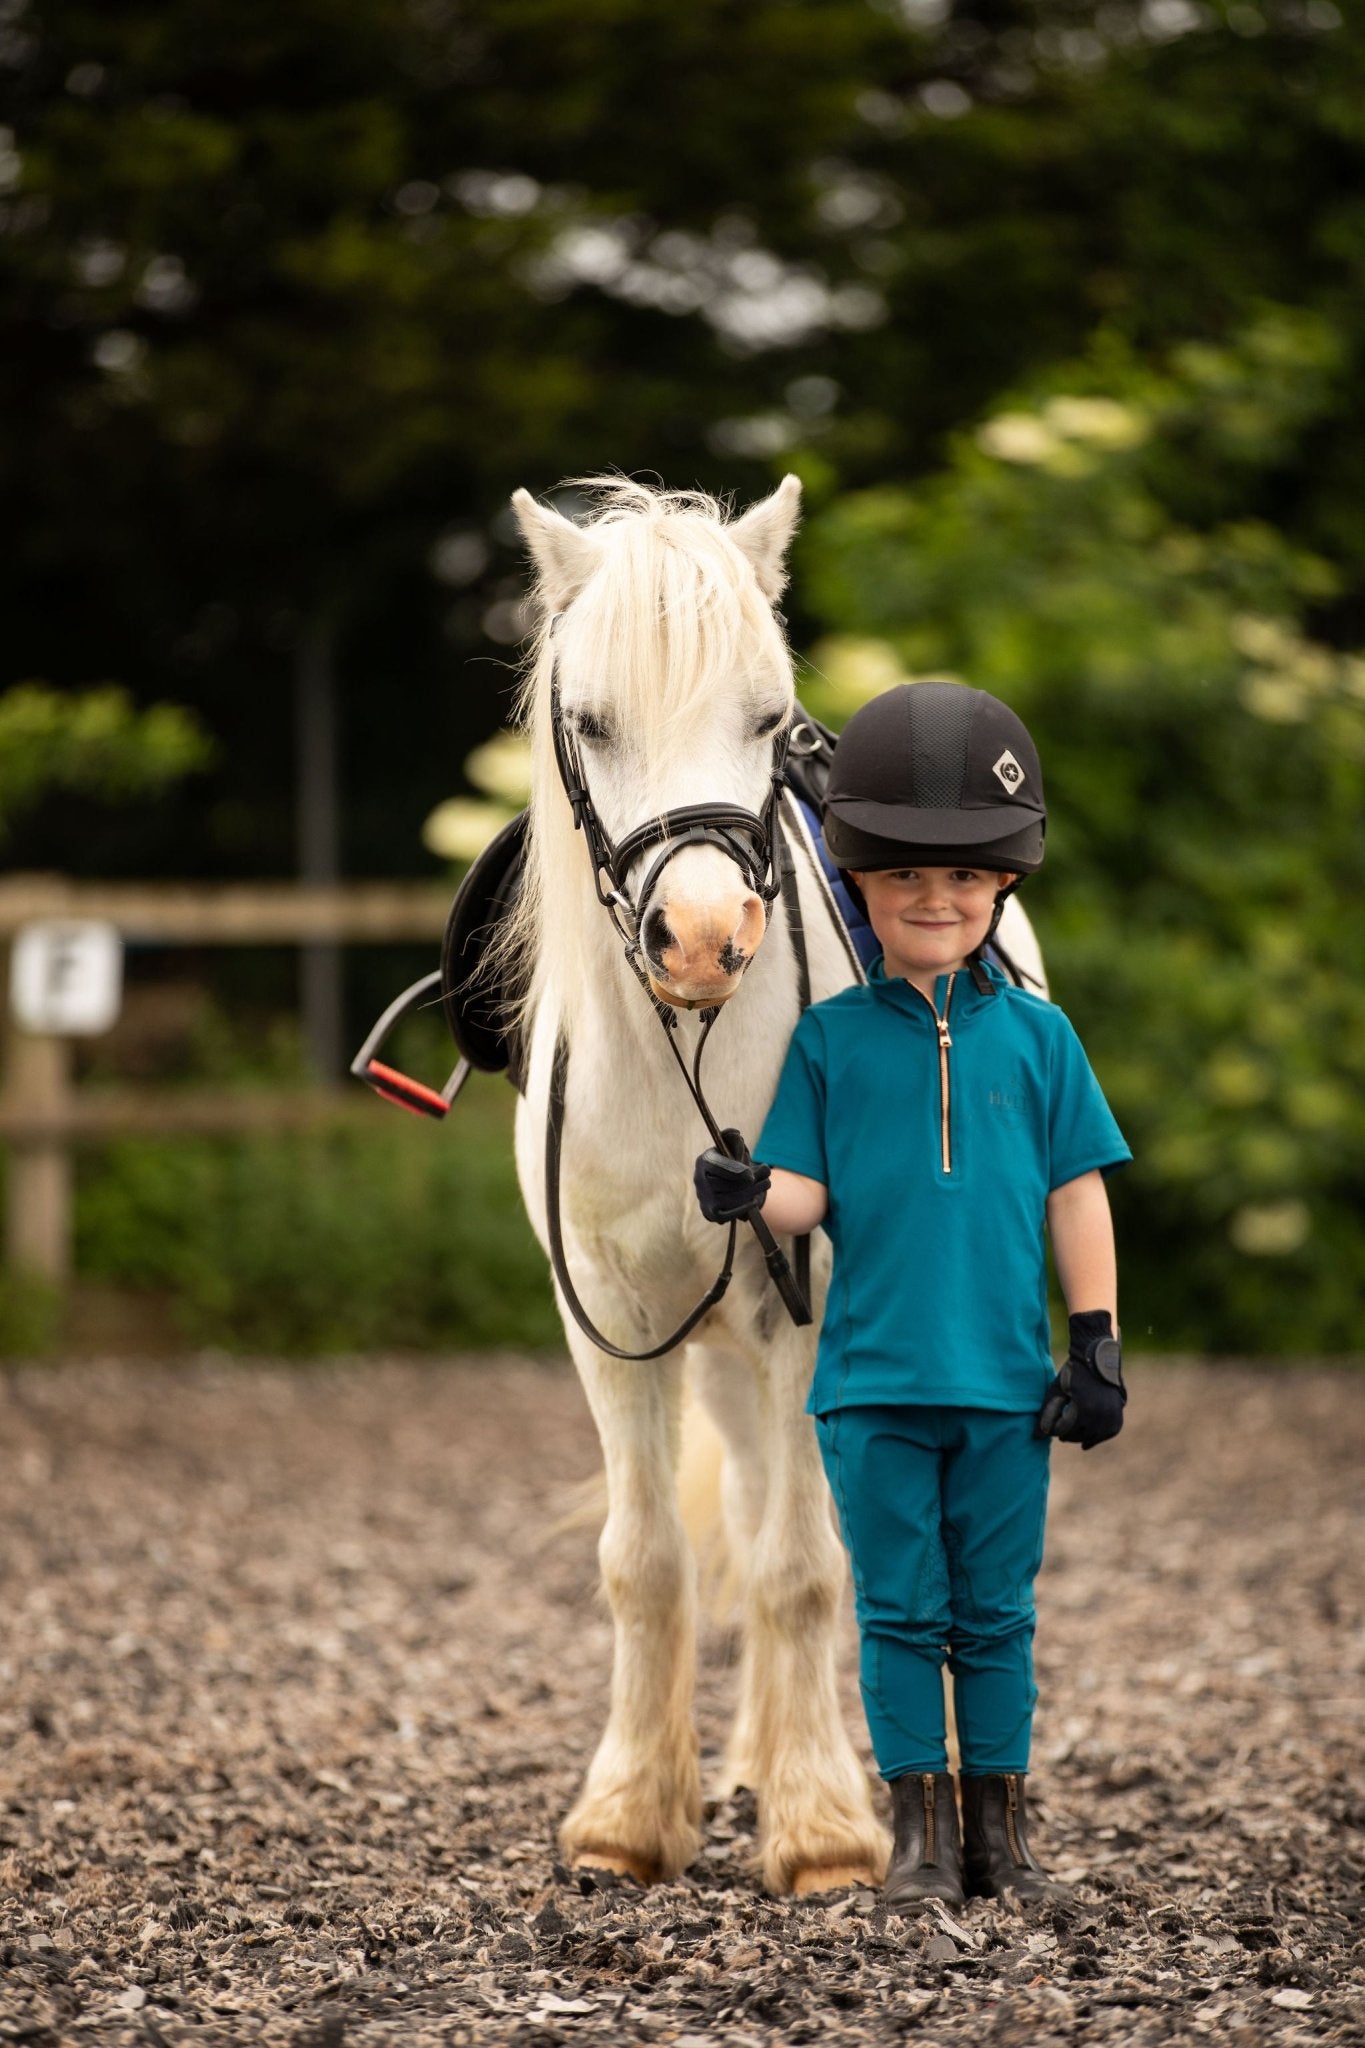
[
  {"x1": 0, "y1": 878, "x2": 455, "y2": 1294},
  {"x1": 4, "y1": 1028, "x2": 74, "y2": 1282}
]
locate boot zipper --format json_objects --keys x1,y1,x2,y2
[
  {"x1": 1005, "y1": 1773, "x2": 1024, "y2": 1864},
  {"x1": 913, "y1": 973, "x2": 956, "y2": 1174},
  {"x1": 922, "y1": 1774, "x2": 936, "y2": 1864}
]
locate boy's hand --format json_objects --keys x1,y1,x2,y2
[
  {"x1": 1036, "y1": 1310, "x2": 1126, "y2": 1450},
  {"x1": 694, "y1": 1132, "x2": 771, "y2": 1223}
]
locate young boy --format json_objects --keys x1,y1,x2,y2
[{"x1": 695, "y1": 681, "x2": 1130, "y2": 1910}]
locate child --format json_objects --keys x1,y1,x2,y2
[{"x1": 695, "y1": 681, "x2": 1130, "y2": 1910}]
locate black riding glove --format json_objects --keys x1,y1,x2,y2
[
  {"x1": 694, "y1": 1130, "x2": 771, "y2": 1224},
  {"x1": 1036, "y1": 1310, "x2": 1126, "y2": 1451}
]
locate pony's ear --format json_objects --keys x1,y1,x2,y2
[
  {"x1": 511, "y1": 488, "x2": 602, "y2": 611},
  {"x1": 729, "y1": 473, "x2": 803, "y2": 602}
]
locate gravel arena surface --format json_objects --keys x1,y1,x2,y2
[{"x1": 0, "y1": 1356, "x2": 1361, "y2": 2047}]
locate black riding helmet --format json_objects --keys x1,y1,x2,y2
[{"x1": 822, "y1": 680, "x2": 1045, "y2": 969}]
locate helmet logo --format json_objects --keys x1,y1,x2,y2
[{"x1": 992, "y1": 749, "x2": 1025, "y2": 795}]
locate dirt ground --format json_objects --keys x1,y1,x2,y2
[{"x1": 0, "y1": 1356, "x2": 1360, "y2": 2047}]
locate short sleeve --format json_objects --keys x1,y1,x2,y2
[
  {"x1": 1048, "y1": 1013, "x2": 1132, "y2": 1190},
  {"x1": 756, "y1": 1010, "x2": 829, "y2": 1186}
]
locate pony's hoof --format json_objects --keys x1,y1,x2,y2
[
  {"x1": 571, "y1": 1849, "x2": 657, "y2": 1886},
  {"x1": 791, "y1": 1863, "x2": 880, "y2": 1898}
]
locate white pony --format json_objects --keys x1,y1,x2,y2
[{"x1": 506, "y1": 475, "x2": 1042, "y2": 1896}]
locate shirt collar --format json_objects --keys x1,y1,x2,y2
[{"x1": 867, "y1": 954, "x2": 1007, "y2": 1018}]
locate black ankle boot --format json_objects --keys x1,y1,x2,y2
[
  {"x1": 884, "y1": 1772, "x2": 964, "y2": 1910},
  {"x1": 960, "y1": 1772, "x2": 1067, "y2": 1903}
]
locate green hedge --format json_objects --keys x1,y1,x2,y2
[
  {"x1": 797, "y1": 314, "x2": 1365, "y2": 1355},
  {"x1": 69, "y1": 1070, "x2": 560, "y2": 1354}
]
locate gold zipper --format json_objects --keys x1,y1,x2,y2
[
  {"x1": 922, "y1": 1773, "x2": 936, "y2": 1863},
  {"x1": 914, "y1": 972, "x2": 956, "y2": 1174},
  {"x1": 1005, "y1": 1773, "x2": 1024, "y2": 1863}
]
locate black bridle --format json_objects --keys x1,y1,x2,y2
[
  {"x1": 545, "y1": 644, "x2": 815, "y2": 1361},
  {"x1": 549, "y1": 669, "x2": 790, "y2": 1005}
]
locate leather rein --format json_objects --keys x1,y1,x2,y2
[{"x1": 545, "y1": 643, "x2": 820, "y2": 1362}]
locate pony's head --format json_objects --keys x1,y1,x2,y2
[{"x1": 512, "y1": 475, "x2": 802, "y2": 1014}]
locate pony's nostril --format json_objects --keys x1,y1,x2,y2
[{"x1": 642, "y1": 906, "x2": 674, "y2": 964}]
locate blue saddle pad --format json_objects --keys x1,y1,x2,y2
[
  {"x1": 794, "y1": 796, "x2": 881, "y2": 973},
  {"x1": 793, "y1": 795, "x2": 1021, "y2": 985}
]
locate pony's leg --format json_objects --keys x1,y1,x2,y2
[
  {"x1": 687, "y1": 1343, "x2": 785, "y2": 1794},
  {"x1": 561, "y1": 1332, "x2": 701, "y2": 1885},
  {"x1": 732, "y1": 1333, "x2": 891, "y2": 1896},
  {"x1": 687, "y1": 1342, "x2": 767, "y2": 1793}
]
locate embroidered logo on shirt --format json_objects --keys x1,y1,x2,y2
[
  {"x1": 989, "y1": 1086, "x2": 1028, "y2": 1116},
  {"x1": 993, "y1": 748, "x2": 1025, "y2": 795}
]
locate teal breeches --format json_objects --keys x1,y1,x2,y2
[{"x1": 815, "y1": 1405, "x2": 1051, "y2": 1780}]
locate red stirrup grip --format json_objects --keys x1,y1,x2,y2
[
  {"x1": 350, "y1": 968, "x2": 470, "y2": 1120},
  {"x1": 360, "y1": 1059, "x2": 452, "y2": 1119}
]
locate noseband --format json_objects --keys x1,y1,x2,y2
[{"x1": 549, "y1": 667, "x2": 790, "y2": 1003}]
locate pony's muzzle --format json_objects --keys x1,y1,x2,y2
[{"x1": 642, "y1": 891, "x2": 766, "y2": 1008}]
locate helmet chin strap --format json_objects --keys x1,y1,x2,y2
[
  {"x1": 967, "y1": 875, "x2": 1025, "y2": 991},
  {"x1": 985, "y1": 877, "x2": 1020, "y2": 941}
]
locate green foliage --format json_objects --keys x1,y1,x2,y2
[
  {"x1": 6, "y1": 4, "x2": 1365, "y2": 1355},
  {"x1": 0, "y1": 1264, "x2": 62, "y2": 1358},
  {"x1": 9, "y1": 3, "x2": 1365, "y2": 888},
  {"x1": 799, "y1": 312, "x2": 1365, "y2": 1354},
  {"x1": 73, "y1": 1072, "x2": 559, "y2": 1355},
  {"x1": 0, "y1": 684, "x2": 210, "y2": 839}
]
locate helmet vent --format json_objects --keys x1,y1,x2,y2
[{"x1": 910, "y1": 685, "x2": 972, "y2": 808}]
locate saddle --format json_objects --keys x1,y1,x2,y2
[
  {"x1": 437, "y1": 704, "x2": 860, "y2": 1096},
  {"x1": 439, "y1": 809, "x2": 530, "y2": 1092}
]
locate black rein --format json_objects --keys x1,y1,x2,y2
[{"x1": 544, "y1": 660, "x2": 815, "y2": 1362}]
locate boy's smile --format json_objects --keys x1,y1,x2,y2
[{"x1": 849, "y1": 866, "x2": 1017, "y2": 997}]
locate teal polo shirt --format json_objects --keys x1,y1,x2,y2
[{"x1": 757, "y1": 959, "x2": 1131, "y2": 1416}]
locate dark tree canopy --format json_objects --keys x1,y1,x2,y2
[{"x1": 3, "y1": 0, "x2": 1362, "y2": 878}]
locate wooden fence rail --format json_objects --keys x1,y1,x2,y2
[
  {"x1": 0, "y1": 877, "x2": 450, "y2": 1283},
  {"x1": 0, "y1": 876, "x2": 451, "y2": 944}
]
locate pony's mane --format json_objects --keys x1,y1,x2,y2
[
  {"x1": 517, "y1": 475, "x2": 774, "y2": 743},
  {"x1": 493, "y1": 475, "x2": 791, "y2": 1038}
]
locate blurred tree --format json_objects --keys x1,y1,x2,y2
[
  {"x1": 2, "y1": 1, "x2": 1359, "y2": 1348},
  {"x1": 798, "y1": 310, "x2": 1365, "y2": 1352},
  {"x1": 0, "y1": 683, "x2": 208, "y2": 839},
  {"x1": 3, "y1": 0, "x2": 1362, "y2": 891},
  {"x1": 0, "y1": 0, "x2": 898, "y2": 894}
]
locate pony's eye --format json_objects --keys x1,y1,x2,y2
[
  {"x1": 572, "y1": 709, "x2": 612, "y2": 744},
  {"x1": 753, "y1": 707, "x2": 788, "y2": 738}
]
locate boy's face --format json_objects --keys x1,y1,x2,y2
[{"x1": 848, "y1": 866, "x2": 1017, "y2": 995}]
